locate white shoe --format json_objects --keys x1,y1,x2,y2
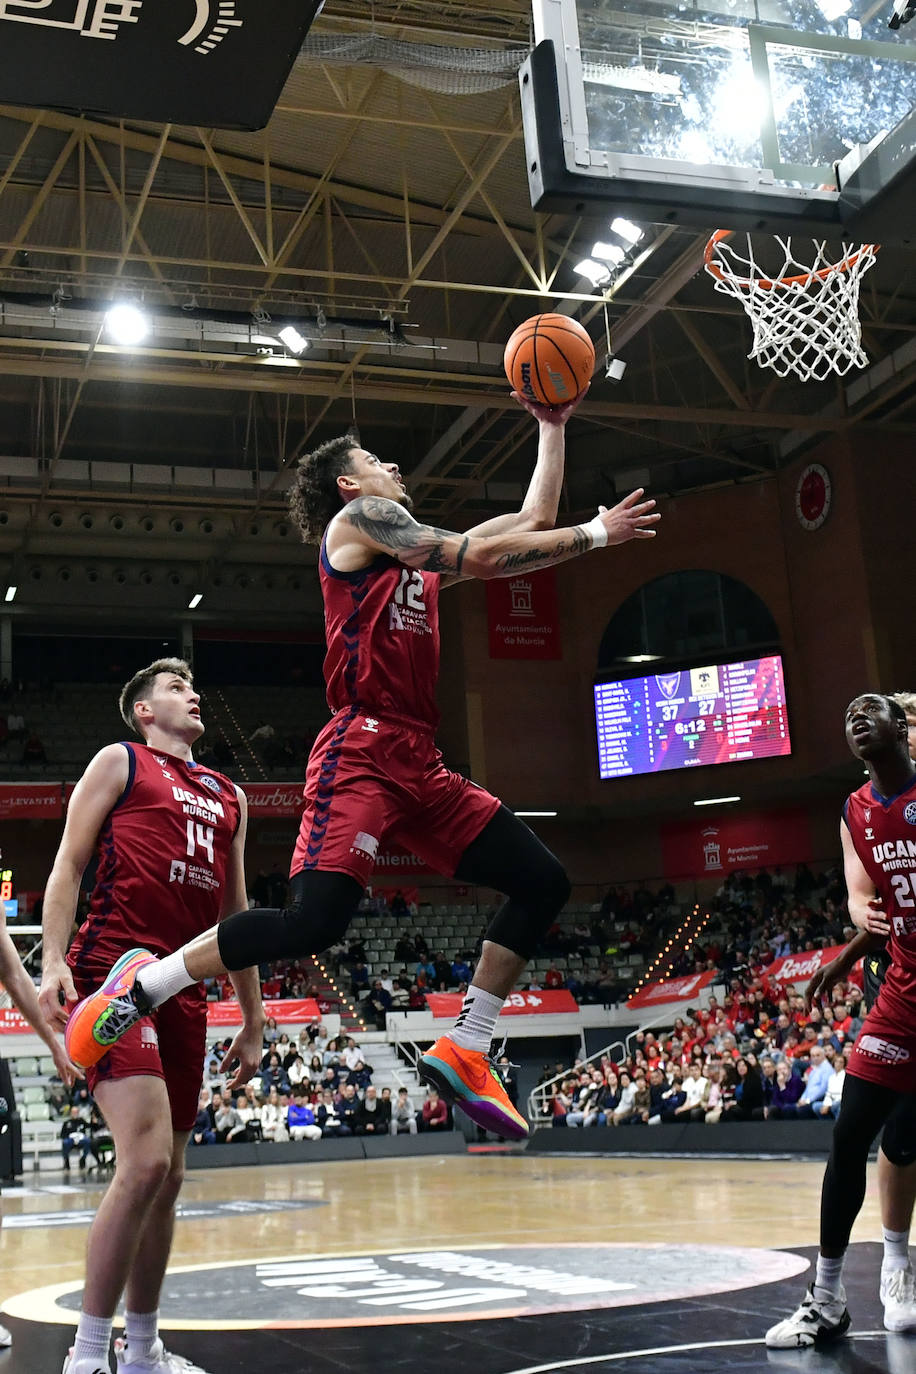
[
  {"x1": 881, "y1": 1264, "x2": 916, "y2": 1332},
  {"x1": 62, "y1": 1348, "x2": 109, "y2": 1374},
  {"x1": 114, "y1": 1336, "x2": 211, "y2": 1373},
  {"x1": 0, "y1": 1323, "x2": 10, "y2": 1346},
  {"x1": 765, "y1": 1283, "x2": 851, "y2": 1349}
]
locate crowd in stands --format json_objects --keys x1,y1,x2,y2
[
  {"x1": 543, "y1": 975, "x2": 862, "y2": 1128},
  {"x1": 190, "y1": 1021, "x2": 449, "y2": 1147}
]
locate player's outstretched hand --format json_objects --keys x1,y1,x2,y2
[
  {"x1": 805, "y1": 959, "x2": 846, "y2": 1013},
  {"x1": 511, "y1": 384, "x2": 588, "y2": 426},
  {"x1": 39, "y1": 961, "x2": 78, "y2": 1033},
  {"x1": 220, "y1": 1022, "x2": 263, "y2": 1090},
  {"x1": 597, "y1": 489, "x2": 660, "y2": 545},
  {"x1": 50, "y1": 1037, "x2": 78, "y2": 1089},
  {"x1": 853, "y1": 897, "x2": 891, "y2": 937}
]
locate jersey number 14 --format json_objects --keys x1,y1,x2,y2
[{"x1": 186, "y1": 820, "x2": 215, "y2": 865}]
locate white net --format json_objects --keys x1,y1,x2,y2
[{"x1": 704, "y1": 233, "x2": 879, "y2": 383}]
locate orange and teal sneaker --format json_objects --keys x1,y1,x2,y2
[
  {"x1": 419, "y1": 1037, "x2": 529, "y2": 1139},
  {"x1": 65, "y1": 947, "x2": 158, "y2": 1071}
]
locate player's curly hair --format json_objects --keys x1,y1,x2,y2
[
  {"x1": 288, "y1": 434, "x2": 359, "y2": 545},
  {"x1": 891, "y1": 691, "x2": 916, "y2": 719},
  {"x1": 119, "y1": 657, "x2": 193, "y2": 736}
]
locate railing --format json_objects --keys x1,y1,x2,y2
[{"x1": 527, "y1": 1036, "x2": 626, "y2": 1128}]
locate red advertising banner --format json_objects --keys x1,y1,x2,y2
[
  {"x1": 487, "y1": 568, "x2": 562, "y2": 660},
  {"x1": 660, "y1": 807, "x2": 813, "y2": 879},
  {"x1": 206, "y1": 997, "x2": 321, "y2": 1028},
  {"x1": 0, "y1": 784, "x2": 63, "y2": 820},
  {"x1": 626, "y1": 970, "x2": 717, "y2": 1010},
  {"x1": 372, "y1": 845, "x2": 435, "y2": 876},
  {"x1": 763, "y1": 945, "x2": 851, "y2": 988},
  {"x1": 242, "y1": 784, "x2": 305, "y2": 817},
  {"x1": 0, "y1": 1008, "x2": 31, "y2": 1033},
  {"x1": 426, "y1": 989, "x2": 578, "y2": 1018}
]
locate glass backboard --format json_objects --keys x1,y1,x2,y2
[{"x1": 521, "y1": 0, "x2": 916, "y2": 236}]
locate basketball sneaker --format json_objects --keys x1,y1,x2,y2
[
  {"x1": 881, "y1": 1265, "x2": 916, "y2": 1332},
  {"x1": 764, "y1": 1283, "x2": 851, "y2": 1348},
  {"x1": 419, "y1": 1037, "x2": 529, "y2": 1139},
  {"x1": 62, "y1": 1349, "x2": 109, "y2": 1374},
  {"x1": 114, "y1": 1336, "x2": 211, "y2": 1373},
  {"x1": 0, "y1": 1322, "x2": 10, "y2": 1346},
  {"x1": 65, "y1": 948, "x2": 157, "y2": 1070}
]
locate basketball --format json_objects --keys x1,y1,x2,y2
[{"x1": 503, "y1": 313, "x2": 595, "y2": 407}]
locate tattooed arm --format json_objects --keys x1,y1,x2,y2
[{"x1": 328, "y1": 490, "x2": 658, "y2": 582}]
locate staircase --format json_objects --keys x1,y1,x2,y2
[{"x1": 308, "y1": 955, "x2": 368, "y2": 1036}]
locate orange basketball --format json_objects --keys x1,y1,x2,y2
[{"x1": 503, "y1": 313, "x2": 595, "y2": 407}]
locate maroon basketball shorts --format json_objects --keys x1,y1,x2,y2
[
  {"x1": 72, "y1": 967, "x2": 208, "y2": 1132},
  {"x1": 290, "y1": 708, "x2": 501, "y2": 885},
  {"x1": 848, "y1": 993, "x2": 916, "y2": 1094}
]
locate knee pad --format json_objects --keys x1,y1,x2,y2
[
  {"x1": 485, "y1": 858, "x2": 571, "y2": 960},
  {"x1": 217, "y1": 870, "x2": 362, "y2": 971}
]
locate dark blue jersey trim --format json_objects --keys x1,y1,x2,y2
[
  {"x1": 320, "y1": 533, "x2": 390, "y2": 581},
  {"x1": 869, "y1": 771, "x2": 916, "y2": 808},
  {"x1": 112, "y1": 742, "x2": 136, "y2": 811}
]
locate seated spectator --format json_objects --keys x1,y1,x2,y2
[
  {"x1": 307, "y1": 1054, "x2": 324, "y2": 1086},
  {"x1": 348, "y1": 1059, "x2": 373, "y2": 1093},
  {"x1": 316, "y1": 1090, "x2": 348, "y2": 1137},
  {"x1": 234, "y1": 1087, "x2": 261, "y2": 1140},
  {"x1": 407, "y1": 983, "x2": 426, "y2": 1010},
  {"x1": 259, "y1": 1087, "x2": 290, "y2": 1142},
  {"x1": 822, "y1": 1046, "x2": 851, "y2": 1119},
  {"x1": 394, "y1": 934, "x2": 415, "y2": 962},
  {"x1": 795, "y1": 1044, "x2": 833, "y2": 1118},
  {"x1": 214, "y1": 1094, "x2": 246, "y2": 1144},
  {"x1": 659, "y1": 1070, "x2": 687, "y2": 1122},
  {"x1": 610, "y1": 1071, "x2": 637, "y2": 1126},
  {"x1": 671, "y1": 1062, "x2": 710, "y2": 1123},
  {"x1": 191, "y1": 1090, "x2": 216, "y2": 1145},
  {"x1": 766, "y1": 1060, "x2": 804, "y2": 1119},
  {"x1": 451, "y1": 954, "x2": 472, "y2": 985},
  {"x1": 389, "y1": 981, "x2": 410, "y2": 1011},
  {"x1": 287, "y1": 1054, "x2": 308, "y2": 1089},
  {"x1": 260, "y1": 1053, "x2": 290, "y2": 1095},
  {"x1": 390, "y1": 890, "x2": 409, "y2": 918},
  {"x1": 322, "y1": 1037, "x2": 342, "y2": 1068},
  {"x1": 61, "y1": 1105, "x2": 95, "y2": 1171},
  {"x1": 420, "y1": 1087, "x2": 449, "y2": 1132},
  {"x1": 355, "y1": 1086, "x2": 391, "y2": 1135},
  {"x1": 263, "y1": 1016, "x2": 280, "y2": 1048},
  {"x1": 390, "y1": 1087, "x2": 417, "y2": 1136},
  {"x1": 703, "y1": 1065, "x2": 729, "y2": 1124},
  {"x1": 368, "y1": 980, "x2": 392, "y2": 1030},
  {"x1": 644, "y1": 1069, "x2": 669, "y2": 1125},
  {"x1": 6, "y1": 706, "x2": 23, "y2": 737},
  {"x1": 350, "y1": 961, "x2": 371, "y2": 997},
  {"x1": 287, "y1": 1091, "x2": 322, "y2": 1141},
  {"x1": 338, "y1": 1083, "x2": 360, "y2": 1134},
  {"x1": 544, "y1": 964, "x2": 564, "y2": 990},
  {"x1": 619, "y1": 1071, "x2": 652, "y2": 1126}
]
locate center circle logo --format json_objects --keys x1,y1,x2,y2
[{"x1": 4, "y1": 1245, "x2": 809, "y2": 1329}]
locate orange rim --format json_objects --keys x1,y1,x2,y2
[{"x1": 704, "y1": 228, "x2": 879, "y2": 291}]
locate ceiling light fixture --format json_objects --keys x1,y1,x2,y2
[
  {"x1": 592, "y1": 241, "x2": 627, "y2": 266},
  {"x1": 514, "y1": 810, "x2": 558, "y2": 817},
  {"x1": 693, "y1": 796, "x2": 741, "y2": 806},
  {"x1": 610, "y1": 217, "x2": 644, "y2": 246},
  {"x1": 188, "y1": 593, "x2": 203, "y2": 609},
  {"x1": 574, "y1": 258, "x2": 612, "y2": 289},
  {"x1": 106, "y1": 303, "x2": 149, "y2": 345},
  {"x1": 279, "y1": 325, "x2": 308, "y2": 354},
  {"x1": 4, "y1": 586, "x2": 16, "y2": 603}
]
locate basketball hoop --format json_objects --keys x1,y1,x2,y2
[{"x1": 703, "y1": 231, "x2": 879, "y2": 383}]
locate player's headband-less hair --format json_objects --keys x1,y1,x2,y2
[{"x1": 119, "y1": 657, "x2": 193, "y2": 736}]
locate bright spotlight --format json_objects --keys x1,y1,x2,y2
[
  {"x1": 4, "y1": 586, "x2": 16, "y2": 603},
  {"x1": 591, "y1": 241, "x2": 626, "y2": 266},
  {"x1": 574, "y1": 258, "x2": 612, "y2": 289},
  {"x1": 610, "y1": 217, "x2": 644, "y2": 246},
  {"x1": 106, "y1": 303, "x2": 149, "y2": 345},
  {"x1": 279, "y1": 325, "x2": 308, "y2": 354},
  {"x1": 188, "y1": 592, "x2": 203, "y2": 609}
]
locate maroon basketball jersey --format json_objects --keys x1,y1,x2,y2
[
  {"x1": 68, "y1": 743, "x2": 241, "y2": 982},
  {"x1": 844, "y1": 773, "x2": 916, "y2": 1023},
  {"x1": 319, "y1": 534, "x2": 441, "y2": 729}
]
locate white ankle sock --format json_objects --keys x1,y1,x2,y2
[
  {"x1": 448, "y1": 985, "x2": 504, "y2": 1053},
  {"x1": 136, "y1": 950, "x2": 195, "y2": 1008},
  {"x1": 882, "y1": 1226, "x2": 910, "y2": 1272},
  {"x1": 123, "y1": 1309, "x2": 159, "y2": 1361},
  {"x1": 814, "y1": 1253, "x2": 845, "y2": 1300},
  {"x1": 72, "y1": 1311, "x2": 113, "y2": 1370}
]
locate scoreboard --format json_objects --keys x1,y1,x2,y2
[{"x1": 594, "y1": 655, "x2": 791, "y2": 780}]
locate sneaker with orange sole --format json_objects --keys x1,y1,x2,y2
[
  {"x1": 65, "y1": 947, "x2": 158, "y2": 1071},
  {"x1": 419, "y1": 1037, "x2": 529, "y2": 1139}
]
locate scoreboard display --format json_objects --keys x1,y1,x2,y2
[{"x1": 594, "y1": 655, "x2": 791, "y2": 779}]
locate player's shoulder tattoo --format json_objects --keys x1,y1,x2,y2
[{"x1": 341, "y1": 496, "x2": 467, "y2": 574}]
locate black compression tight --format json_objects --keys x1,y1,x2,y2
[
  {"x1": 820, "y1": 1074, "x2": 902, "y2": 1252},
  {"x1": 453, "y1": 805, "x2": 571, "y2": 961},
  {"x1": 216, "y1": 869, "x2": 363, "y2": 972}
]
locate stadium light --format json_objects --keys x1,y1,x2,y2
[
  {"x1": 610, "y1": 217, "x2": 644, "y2": 246},
  {"x1": 188, "y1": 592, "x2": 203, "y2": 609},
  {"x1": 574, "y1": 258, "x2": 612, "y2": 289},
  {"x1": 4, "y1": 585, "x2": 15, "y2": 602},
  {"x1": 279, "y1": 325, "x2": 308, "y2": 354},
  {"x1": 106, "y1": 303, "x2": 149, "y2": 345},
  {"x1": 591, "y1": 241, "x2": 626, "y2": 266},
  {"x1": 693, "y1": 796, "x2": 740, "y2": 806},
  {"x1": 515, "y1": 810, "x2": 558, "y2": 817}
]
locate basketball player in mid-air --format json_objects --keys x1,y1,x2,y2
[
  {"x1": 767, "y1": 693, "x2": 916, "y2": 1347},
  {"x1": 66, "y1": 391, "x2": 659, "y2": 1139},
  {"x1": 39, "y1": 660, "x2": 263, "y2": 1374},
  {"x1": 802, "y1": 689, "x2": 916, "y2": 1335}
]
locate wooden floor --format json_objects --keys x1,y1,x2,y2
[{"x1": 0, "y1": 1152, "x2": 900, "y2": 1373}]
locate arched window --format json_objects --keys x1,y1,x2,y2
[{"x1": 597, "y1": 571, "x2": 779, "y2": 673}]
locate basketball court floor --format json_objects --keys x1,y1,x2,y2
[{"x1": 0, "y1": 1151, "x2": 906, "y2": 1374}]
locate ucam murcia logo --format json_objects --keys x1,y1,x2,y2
[
  {"x1": 350, "y1": 832, "x2": 379, "y2": 862},
  {"x1": 905, "y1": 801, "x2": 916, "y2": 825}
]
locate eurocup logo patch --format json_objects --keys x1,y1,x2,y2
[
  {"x1": 199, "y1": 775, "x2": 222, "y2": 794},
  {"x1": 656, "y1": 672, "x2": 681, "y2": 700},
  {"x1": 904, "y1": 801, "x2": 916, "y2": 825}
]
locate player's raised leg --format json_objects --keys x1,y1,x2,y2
[{"x1": 418, "y1": 805, "x2": 570, "y2": 1139}]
